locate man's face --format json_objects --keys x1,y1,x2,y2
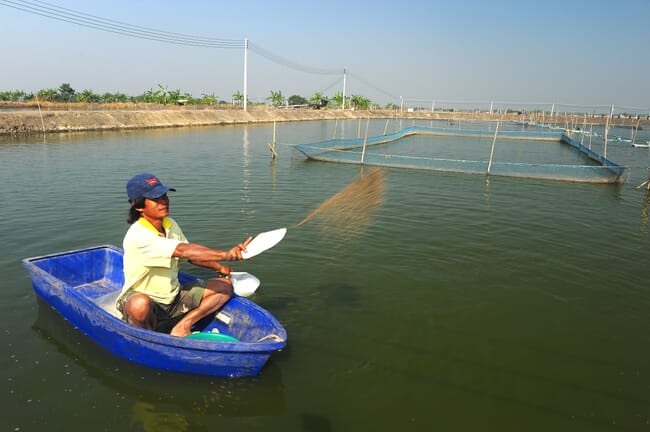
[{"x1": 141, "y1": 193, "x2": 170, "y2": 220}]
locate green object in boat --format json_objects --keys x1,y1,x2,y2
[{"x1": 186, "y1": 332, "x2": 240, "y2": 342}]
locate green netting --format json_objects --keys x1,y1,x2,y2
[{"x1": 293, "y1": 125, "x2": 627, "y2": 183}]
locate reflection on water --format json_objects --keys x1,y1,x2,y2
[
  {"x1": 641, "y1": 190, "x2": 650, "y2": 232},
  {"x1": 32, "y1": 299, "x2": 286, "y2": 429},
  {"x1": 132, "y1": 401, "x2": 189, "y2": 432}
]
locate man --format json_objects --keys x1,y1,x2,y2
[{"x1": 116, "y1": 173, "x2": 251, "y2": 337}]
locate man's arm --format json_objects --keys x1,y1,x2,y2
[
  {"x1": 188, "y1": 258, "x2": 231, "y2": 275},
  {"x1": 172, "y1": 236, "x2": 252, "y2": 264}
]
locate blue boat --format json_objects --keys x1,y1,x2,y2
[{"x1": 22, "y1": 245, "x2": 287, "y2": 377}]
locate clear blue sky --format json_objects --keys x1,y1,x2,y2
[{"x1": 1, "y1": 0, "x2": 649, "y2": 111}]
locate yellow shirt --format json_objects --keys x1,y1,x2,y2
[{"x1": 119, "y1": 216, "x2": 187, "y2": 305}]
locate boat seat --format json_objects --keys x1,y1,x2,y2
[{"x1": 93, "y1": 290, "x2": 122, "y2": 319}]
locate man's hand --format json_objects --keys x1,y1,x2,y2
[
  {"x1": 216, "y1": 263, "x2": 232, "y2": 276},
  {"x1": 225, "y1": 236, "x2": 253, "y2": 261}
]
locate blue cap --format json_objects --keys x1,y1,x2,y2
[{"x1": 126, "y1": 173, "x2": 176, "y2": 201}]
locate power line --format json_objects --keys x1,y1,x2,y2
[
  {"x1": 347, "y1": 71, "x2": 399, "y2": 101},
  {"x1": 1, "y1": 0, "x2": 403, "y2": 103},
  {"x1": 1, "y1": 1, "x2": 343, "y2": 75},
  {"x1": 248, "y1": 42, "x2": 341, "y2": 75},
  {"x1": 318, "y1": 76, "x2": 344, "y2": 95},
  {"x1": 0, "y1": 0, "x2": 245, "y2": 48}
]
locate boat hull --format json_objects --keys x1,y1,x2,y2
[{"x1": 23, "y1": 245, "x2": 287, "y2": 377}]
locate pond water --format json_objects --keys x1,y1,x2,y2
[{"x1": 1, "y1": 119, "x2": 649, "y2": 431}]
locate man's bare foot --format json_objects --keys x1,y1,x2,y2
[{"x1": 169, "y1": 321, "x2": 192, "y2": 337}]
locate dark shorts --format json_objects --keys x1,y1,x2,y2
[{"x1": 118, "y1": 279, "x2": 206, "y2": 334}]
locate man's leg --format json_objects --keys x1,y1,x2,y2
[
  {"x1": 123, "y1": 293, "x2": 157, "y2": 330},
  {"x1": 169, "y1": 278, "x2": 233, "y2": 337}
]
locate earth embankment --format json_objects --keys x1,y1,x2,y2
[
  {"x1": 0, "y1": 104, "x2": 643, "y2": 135},
  {"x1": 0, "y1": 107, "x2": 421, "y2": 135}
]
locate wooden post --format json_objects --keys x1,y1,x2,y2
[
  {"x1": 636, "y1": 179, "x2": 650, "y2": 191},
  {"x1": 637, "y1": 171, "x2": 650, "y2": 191},
  {"x1": 487, "y1": 120, "x2": 500, "y2": 174},
  {"x1": 603, "y1": 110, "x2": 611, "y2": 159},
  {"x1": 267, "y1": 121, "x2": 278, "y2": 158},
  {"x1": 36, "y1": 95, "x2": 45, "y2": 134},
  {"x1": 360, "y1": 116, "x2": 370, "y2": 164},
  {"x1": 632, "y1": 119, "x2": 641, "y2": 145}
]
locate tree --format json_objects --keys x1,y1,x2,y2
[
  {"x1": 78, "y1": 89, "x2": 100, "y2": 103},
  {"x1": 200, "y1": 93, "x2": 217, "y2": 105},
  {"x1": 37, "y1": 88, "x2": 58, "y2": 102},
  {"x1": 168, "y1": 88, "x2": 181, "y2": 103},
  {"x1": 309, "y1": 92, "x2": 328, "y2": 109},
  {"x1": 138, "y1": 88, "x2": 155, "y2": 103},
  {"x1": 154, "y1": 83, "x2": 170, "y2": 104},
  {"x1": 331, "y1": 91, "x2": 344, "y2": 108},
  {"x1": 288, "y1": 94, "x2": 308, "y2": 106},
  {"x1": 1, "y1": 85, "x2": 386, "y2": 111},
  {"x1": 57, "y1": 83, "x2": 76, "y2": 102},
  {"x1": 349, "y1": 94, "x2": 371, "y2": 110},
  {"x1": 310, "y1": 92, "x2": 324, "y2": 105},
  {"x1": 232, "y1": 90, "x2": 244, "y2": 106},
  {"x1": 102, "y1": 92, "x2": 129, "y2": 103},
  {"x1": 267, "y1": 90, "x2": 284, "y2": 107},
  {"x1": 0, "y1": 90, "x2": 31, "y2": 101}
]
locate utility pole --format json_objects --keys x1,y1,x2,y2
[
  {"x1": 243, "y1": 38, "x2": 248, "y2": 111},
  {"x1": 342, "y1": 67, "x2": 347, "y2": 110}
]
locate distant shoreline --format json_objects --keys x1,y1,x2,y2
[{"x1": 0, "y1": 103, "x2": 645, "y2": 136}]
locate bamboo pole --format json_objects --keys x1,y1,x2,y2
[
  {"x1": 360, "y1": 116, "x2": 370, "y2": 164},
  {"x1": 604, "y1": 111, "x2": 611, "y2": 159},
  {"x1": 632, "y1": 119, "x2": 641, "y2": 144},
  {"x1": 487, "y1": 120, "x2": 500, "y2": 174},
  {"x1": 36, "y1": 95, "x2": 45, "y2": 134},
  {"x1": 267, "y1": 121, "x2": 278, "y2": 158},
  {"x1": 637, "y1": 170, "x2": 650, "y2": 191}
]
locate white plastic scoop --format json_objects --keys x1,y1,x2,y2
[
  {"x1": 241, "y1": 228, "x2": 287, "y2": 259},
  {"x1": 231, "y1": 272, "x2": 260, "y2": 297}
]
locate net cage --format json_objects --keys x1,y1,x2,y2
[{"x1": 293, "y1": 125, "x2": 627, "y2": 184}]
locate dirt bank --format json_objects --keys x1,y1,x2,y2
[
  {"x1": 0, "y1": 106, "x2": 419, "y2": 135},
  {"x1": 0, "y1": 105, "x2": 645, "y2": 136}
]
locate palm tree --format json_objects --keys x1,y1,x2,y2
[
  {"x1": 331, "y1": 92, "x2": 344, "y2": 108},
  {"x1": 267, "y1": 90, "x2": 284, "y2": 107},
  {"x1": 232, "y1": 91, "x2": 244, "y2": 106},
  {"x1": 350, "y1": 94, "x2": 371, "y2": 110},
  {"x1": 310, "y1": 92, "x2": 324, "y2": 105},
  {"x1": 37, "y1": 88, "x2": 58, "y2": 102},
  {"x1": 200, "y1": 93, "x2": 217, "y2": 105},
  {"x1": 78, "y1": 89, "x2": 100, "y2": 103},
  {"x1": 154, "y1": 84, "x2": 170, "y2": 104},
  {"x1": 168, "y1": 88, "x2": 181, "y2": 104},
  {"x1": 139, "y1": 88, "x2": 155, "y2": 103}
]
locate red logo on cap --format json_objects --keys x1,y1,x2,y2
[{"x1": 146, "y1": 177, "x2": 159, "y2": 186}]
